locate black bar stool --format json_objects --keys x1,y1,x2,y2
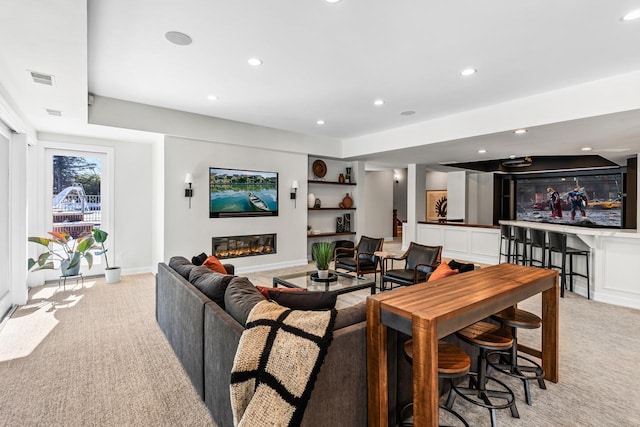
[
  {"x1": 547, "y1": 231, "x2": 591, "y2": 299},
  {"x1": 498, "y1": 224, "x2": 514, "y2": 264},
  {"x1": 487, "y1": 307, "x2": 546, "y2": 405},
  {"x1": 401, "y1": 340, "x2": 470, "y2": 427},
  {"x1": 512, "y1": 226, "x2": 530, "y2": 266},
  {"x1": 447, "y1": 322, "x2": 519, "y2": 427},
  {"x1": 528, "y1": 229, "x2": 548, "y2": 268}
]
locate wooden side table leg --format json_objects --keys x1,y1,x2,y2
[
  {"x1": 367, "y1": 298, "x2": 388, "y2": 427},
  {"x1": 541, "y1": 272, "x2": 559, "y2": 382},
  {"x1": 412, "y1": 315, "x2": 438, "y2": 427}
]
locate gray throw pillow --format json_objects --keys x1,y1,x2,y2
[
  {"x1": 188, "y1": 266, "x2": 234, "y2": 307},
  {"x1": 224, "y1": 277, "x2": 267, "y2": 326},
  {"x1": 168, "y1": 256, "x2": 196, "y2": 279}
]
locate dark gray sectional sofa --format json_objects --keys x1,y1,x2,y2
[{"x1": 156, "y1": 257, "x2": 407, "y2": 427}]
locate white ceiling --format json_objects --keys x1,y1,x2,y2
[{"x1": 1, "y1": 0, "x2": 640, "y2": 167}]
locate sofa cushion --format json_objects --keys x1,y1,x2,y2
[
  {"x1": 188, "y1": 266, "x2": 234, "y2": 307},
  {"x1": 168, "y1": 256, "x2": 196, "y2": 279},
  {"x1": 268, "y1": 291, "x2": 337, "y2": 311},
  {"x1": 333, "y1": 301, "x2": 366, "y2": 330},
  {"x1": 224, "y1": 277, "x2": 268, "y2": 326},
  {"x1": 191, "y1": 252, "x2": 208, "y2": 266},
  {"x1": 448, "y1": 259, "x2": 475, "y2": 273},
  {"x1": 203, "y1": 255, "x2": 228, "y2": 274},
  {"x1": 427, "y1": 261, "x2": 459, "y2": 282}
]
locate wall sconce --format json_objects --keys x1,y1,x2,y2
[
  {"x1": 394, "y1": 175, "x2": 399, "y2": 184},
  {"x1": 184, "y1": 173, "x2": 193, "y2": 208},
  {"x1": 290, "y1": 180, "x2": 299, "y2": 208}
]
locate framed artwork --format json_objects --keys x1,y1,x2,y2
[{"x1": 426, "y1": 190, "x2": 447, "y2": 222}]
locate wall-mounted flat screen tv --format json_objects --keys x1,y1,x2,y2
[
  {"x1": 209, "y1": 167, "x2": 278, "y2": 218},
  {"x1": 514, "y1": 169, "x2": 624, "y2": 228}
]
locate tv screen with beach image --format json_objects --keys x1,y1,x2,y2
[{"x1": 209, "y1": 168, "x2": 278, "y2": 217}]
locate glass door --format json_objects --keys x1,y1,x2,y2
[
  {"x1": 0, "y1": 127, "x2": 11, "y2": 318},
  {"x1": 44, "y1": 147, "x2": 111, "y2": 280}
]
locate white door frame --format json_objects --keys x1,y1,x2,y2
[{"x1": 36, "y1": 141, "x2": 114, "y2": 280}]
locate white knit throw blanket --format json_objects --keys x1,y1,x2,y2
[{"x1": 230, "y1": 301, "x2": 336, "y2": 427}]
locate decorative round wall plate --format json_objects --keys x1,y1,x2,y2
[{"x1": 312, "y1": 160, "x2": 327, "y2": 178}]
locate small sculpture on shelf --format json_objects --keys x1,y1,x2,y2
[
  {"x1": 336, "y1": 217, "x2": 344, "y2": 233},
  {"x1": 343, "y1": 213, "x2": 351, "y2": 232},
  {"x1": 314, "y1": 198, "x2": 321, "y2": 208}
]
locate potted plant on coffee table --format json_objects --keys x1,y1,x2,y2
[
  {"x1": 28, "y1": 231, "x2": 96, "y2": 276},
  {"x1": 92, "y1": 228, "x2": 121, "y2": 283},
  {"x1": 312, "y1": 241, "x2": 333, "y2": 279}
]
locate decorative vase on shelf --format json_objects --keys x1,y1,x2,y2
[
  {"x1": 345, "y1": 167, "x2": 352, "y2": 183},
  {"x1": 342, "y1": 193, "x2": 353, "y2": 208},
  {"x1": 338, "y1": 173, "x2": 345, "y2": 183},
  {"x1": 308, "y1": 193, "x2": 316, "y2": 208}
]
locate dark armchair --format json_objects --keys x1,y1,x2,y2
[
  {"x1": 334, "y1": 235, "x2": 384, "y2": 281},
  {"x1": 381, "y1": 242, "x2": 442, "y2": 290}
]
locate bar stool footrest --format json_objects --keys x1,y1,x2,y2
[
  {"x1": 486, "y1": 351, "x2": 546, "y2": 382},
  {"x1": 448, "y1": 372, "x2": 519, "y2": 413}
]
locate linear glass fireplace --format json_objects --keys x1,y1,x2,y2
[{"x1": 212, "y1": 233, "x2": 276, "y2": 259}]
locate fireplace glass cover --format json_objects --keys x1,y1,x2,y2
[{"x1": 212, "y1": 234, "x2": 276, "y2": 259}]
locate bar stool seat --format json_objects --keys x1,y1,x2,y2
[
  {"x1": 401, "y1": 340, "x2": 470, "y2": 427},
  {"x1": 512, "y1": 226, "x2": 530, "y2": 266},
  {"x1": 528, "y1": 228, "x2": 548, "y2": 268},
  {"x1": 488, "y1": 307, "x2": 546, "y2": 405},
  {"x1": 498, "y1": 224, "x2": 514, "y2": 264},
  {"x1": 448, "y1": 322, "x2": 519, "y2": 427},
  {"x1": 547, "y1": 231, "x2": 591, "y2": 299}
]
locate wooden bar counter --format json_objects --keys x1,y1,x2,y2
[{"x1": 366, "y1": 263, "x2": 559, "y2": 426}]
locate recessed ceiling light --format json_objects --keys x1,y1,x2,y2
[
  {"x1": 514, "y1": 129, "x2": 528, "y2": 134},
  {"x1": 622, "y1": 9, "x2": 640, "y2": 21},
  {"x1": 400, "y1": 110, "x2": 415, "y2": 116},
  {"x1": 460, "y1": 68, "x2": 477, "y2": 77},
  {"x1": 207, "y1": 95, "x2": 218, "y2": 101},
  {"x1": 248, "y1": 58, "x2": 263, "y2": 66},
  {"x1": 165, "y1": 31, "x2": 192, "y2": 46},
  {"x1": 373, "y1": 99, "x2": 385, "y2": 106},
  {"x1": 326, "y1": 0, "x2": 342, "y2": 3},
  {"x1": 478, "y1": 149, "x2": 487, "y2": 154},
  {"x1": 581, "y1": 147, "x2": 592, "y2": 151},
  {"x1": 317, "y1": 120, "x2": 325, "y2": 125},
  {"x1": 509, "y1": 155, "x2": 516, "y2": 159}
]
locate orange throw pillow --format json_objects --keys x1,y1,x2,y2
[
  {"x1": 427, "y1": 262, "x2": 459, "y2": 282},
  {"x1": 203, "y1": 255, "x2": 228, "y2": 275}
]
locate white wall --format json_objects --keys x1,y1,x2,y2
[
  {"x1": 364, "y1": 170, "x2": 394, "y2": 239},
  {"x1": 164, "y1": 136, "x2": 308, "y2": 272},
  {"x1": 426, "y1": 171, "x2": 447, "y2": 191},
  {"x1": 447, "y1": 171, "x2": 467, "y2": 221}
]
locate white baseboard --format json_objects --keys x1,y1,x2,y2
[
  {"x1": 592, "y1": 291, "x2": 640, "y2": 310},
  {"x1": 122, "y1": 266, "x2": 154, "y2": 276}
]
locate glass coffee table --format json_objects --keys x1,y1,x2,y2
[{"x1": 273, "y1": 270, "x2": 376, "y2": 295}]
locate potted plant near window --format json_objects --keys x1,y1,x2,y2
[
  {"x1": 28, "y1": 231, "x2": 96, "y2": 276},
  {"x1": 92, "y1": 228, "x2": 121, "y2": 283},
  {"x1": 312, "y1": 241, "x2": 333, "y2": 279}
]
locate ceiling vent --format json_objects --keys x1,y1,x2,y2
[
  {"x1": 46, "y1": 109, "x2": 63, "y2": 116},
  {"x1": 30, "y1": 71, "x2": 55, "y2": 86},
  {"x1": 501, "y1": 156, "x2": 532, "y2": 167}
]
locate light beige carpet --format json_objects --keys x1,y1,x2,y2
[
  {"x1": 0, "y1": 274, "x2": 215, "y2": 427},
  {"x1": 2, "y1": 259, "x2": 640, "y2": 427}
]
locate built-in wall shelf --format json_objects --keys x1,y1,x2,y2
[
  {"x1": 308, "y1": 180, "x2": 356, "y2": 186},
  {"x1": 308, "y1": 207, "x2": 356, "y2": 211},
  {"x1": 307, "y1": 232, "x2": 356, "y2": 239}
]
